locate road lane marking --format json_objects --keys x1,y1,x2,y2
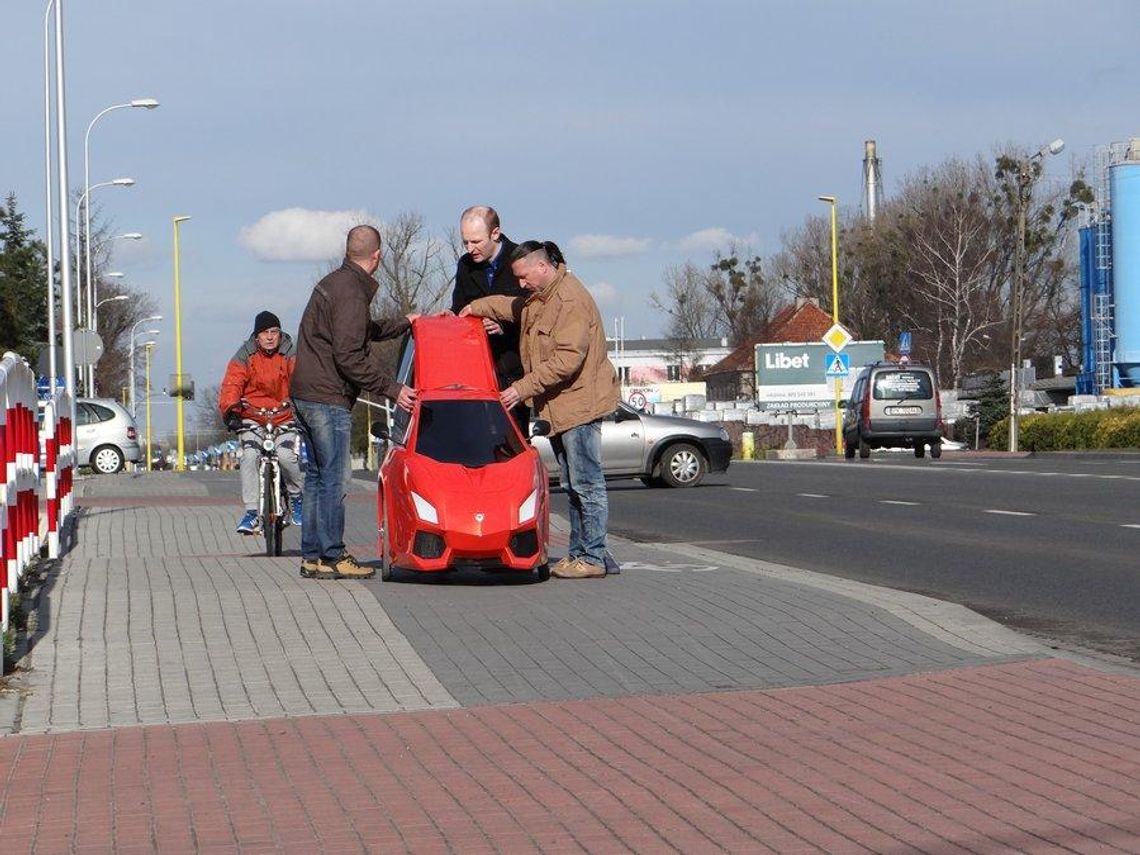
[
  {"x1": 729, "y1": 487, "x2": 758, "y2": 492},
  {"x1": 880, "y1": 500, "x2": 920, "y2": 506},
  {"x1": 797, "y1": 493, "x2": 829, "y2": 498},
  {"x1": 781, "y1": 460, "x2": 1140, "y2": 481},
  {"x1": 984, "y1": 509, "x2": 1037, "y2": 517},
  {"x1": 1122, "y1": 524, "x2": 1140, "y2": 530}
]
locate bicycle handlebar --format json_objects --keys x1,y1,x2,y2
[{"x1": 231, "y1": 399, "x2": 293, "y2": 432}]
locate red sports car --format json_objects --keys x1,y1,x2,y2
[{"x1": 372, "y1": 315, "x2": 550, "y2": 581}]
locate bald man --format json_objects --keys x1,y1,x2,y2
[
  {"x1": 452, "y1": 206, "x2": 529, "y2": 433},
  {"x1": 291, "y1": 224, "x2": 417, "y2": 581}
]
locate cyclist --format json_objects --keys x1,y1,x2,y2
[{"x1": 219, "y1": 310, "x2": 303, "y2": 533}]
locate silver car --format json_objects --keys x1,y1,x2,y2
[
  {"x1": 842, "y1": 361, "x2": 943, "y2": 459},
  {"x1": 76, "y1": 398, "x2": 142, "y2": 474},
  {"x1": 533, "y1": 403, "x2": 733, "y2": 488}
]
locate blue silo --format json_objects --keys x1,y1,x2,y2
[{"x1": 1111, "y1": 161, "x2": 1140, "y2": 386}]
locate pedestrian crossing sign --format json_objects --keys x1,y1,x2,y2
[{"x1": 825, "y1": 352, "x2": 850, "y2": 378}]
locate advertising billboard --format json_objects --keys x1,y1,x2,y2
[{"x1": 754, "y1": 341, "x2": 885, "y2": 411}]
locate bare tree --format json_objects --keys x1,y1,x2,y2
[
  {"x1": 192, "y1": 383, "x2": 228, "y2": 445},
  {"x1": 92, "y1": 279, "x2": 159, "y2": 401},
  {"x1": 373, "y1": 211, "x2": 453, "y2": 316},
  {"x1": 707, "y1": 246, "x2": 780, "y2": 344},
  {"x1": 885, "y1": 159, "x2": 1002, "y2": 385},
  {"x1": 650, "y1": 262, "x2": 720, "y2": 370}
]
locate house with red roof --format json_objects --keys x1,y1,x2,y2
[{"x1": 702, "y1": 298, "x2": 835, "y2": 401}]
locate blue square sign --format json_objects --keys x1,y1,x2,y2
[{"x1": 824, "y1": 352, "x2": 850, "y2": 378}]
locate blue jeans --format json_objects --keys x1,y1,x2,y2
[
  {"x1": 292, "y1": 399, "x2": 353, "y2": 561},
  {"x1": 551, "y1": 419, "x2": 607, "y2": 566}
]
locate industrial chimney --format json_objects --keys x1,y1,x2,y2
[{"x1": 862, "y1": 139, "x2": 883, "y2": 221}]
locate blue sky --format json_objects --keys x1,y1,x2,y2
[{"x1": 3, "y1": 0, "x2": 1137, "y2": 431}]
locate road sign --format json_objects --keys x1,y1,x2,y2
[
  {"x1": 898, "y1": 331, "x2": 912, "y2": 355},
  {"x1": 822, "y1": 323, "x2": 852, "y2": 352},
  {"x1": 72, "y1": 328, "x2": 104, "y2": 366},
  {"x1": 36, "y1": 376, "x2": 64, "y2": 400},
  {"x1": 824, "y1": 352, "x2": 850, "y2": 378}
]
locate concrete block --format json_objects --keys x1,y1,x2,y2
[{"x1": 774, "y1": 448, "x2": 819, "y2": 460}]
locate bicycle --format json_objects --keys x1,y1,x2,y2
[{"x1": 233, "y1": 401, "x2": 295, "y2": 557}]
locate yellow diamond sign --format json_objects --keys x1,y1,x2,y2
[{"x1": 822, "y1": 323, "x2": 852, "y2": 352}]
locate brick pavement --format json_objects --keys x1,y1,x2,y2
[
  {"x1": 1, "y1": 471, "x2": 1137, "y2": 853},
  {"x1": 1, "y1": 659, "x2": 1137, "y2": 853}
]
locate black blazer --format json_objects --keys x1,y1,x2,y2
[{"x1": 452, "y1": 235, "x2": 525, "y2": 386}]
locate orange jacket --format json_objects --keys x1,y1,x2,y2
[{"x1": 218, "y1": 333, "x2": 296, "y2": 426}]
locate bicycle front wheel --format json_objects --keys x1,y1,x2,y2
[{"x1": 263, "y1": 461, "x2": 279, "y2": 557}]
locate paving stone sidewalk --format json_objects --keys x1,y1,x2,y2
[{"x1": 1, "y1": 471, "x2": 1137, "y2": 853}]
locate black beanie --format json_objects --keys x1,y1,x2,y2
[{"x1": 252, "y1": 310, "x2": 281, "y2": 336}]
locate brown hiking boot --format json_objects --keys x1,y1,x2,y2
[
  {"x1": 322, "y1": 553, "x2": 375, "y2": 579},
  {"x1": 553, "y1": 558, "x2": 606, "y2": 579},
  {"x1": 300, "y1": 557, "x2": 337, "y2": 580}
]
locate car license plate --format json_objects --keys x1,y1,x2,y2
[{"x1": 888, "y1": 406, "x2": 922, "y2": 415}]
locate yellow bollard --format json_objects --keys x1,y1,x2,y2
[{"x1": 741, "y1": 431, "x2": 755, "y2": 461}]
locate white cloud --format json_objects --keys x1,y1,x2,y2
[
  {"x1": 675, "y1": 227, "x2": 739, "y2": 253},
  {"x1": 586, "y1": 280, "x2": 618, "y2": 306},
  {"x1": 569, "y1": 233, "x2": 652, "y2": 259},
  {"x1": 238, "y1": 208, "x2": 377, "y2": 262}
]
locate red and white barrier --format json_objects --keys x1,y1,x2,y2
[
  {"x1": 41, "y1": 390, "x2": 75, "y2": 559},
  {"x1": 1, "y1": 352, "x2": 74, "y2": 635}
]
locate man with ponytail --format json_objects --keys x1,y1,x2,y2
[{"x1": 460, "y1": 240, "x2": 618, "y2": 578}]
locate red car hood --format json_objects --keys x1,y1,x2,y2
[{"x1": 391, "y1": 451, "x2": 544, "y2": 532}]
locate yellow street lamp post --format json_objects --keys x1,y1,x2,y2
[
  {"x1": 818, "y1": 194, "x2": 842, "y2": 455},
  {"x1": 144, "y1": 341, "x2": 156, "y2": 472},
  {"x1": 172, "y1": 215, "x2": 191, "y2": 471}
]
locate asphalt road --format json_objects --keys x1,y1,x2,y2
[{"x1": 553, "y1": 454, "x2": 1140, "y2": 661}]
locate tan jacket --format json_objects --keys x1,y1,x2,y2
[{"x1": 469, "y1": 266, "x2": 619, "y2": 435}]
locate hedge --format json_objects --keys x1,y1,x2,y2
[{"x1": 988, "y1": 407, "x2": 1140, "y2": 451}]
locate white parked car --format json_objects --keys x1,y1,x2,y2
[{"x1": 76, "y1": 398, "x2": 141, "y2": 474}]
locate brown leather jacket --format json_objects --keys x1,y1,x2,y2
[
  {"x1": 290, "y1": 258, "x2": 410, "y2": 409},
  {"x1": 468, "y1": 265, "x2": 619, "y2": 435}
]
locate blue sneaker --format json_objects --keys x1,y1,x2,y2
[
  {"x1": 290, "y1": 495, "x2": 303, "y2": 527},
  {"x1": 236, "y1": 509, "x2": 260, "y2": 535}
]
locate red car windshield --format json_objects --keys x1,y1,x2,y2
[{"x1": 414, "y1": 400, "x2": 526, "y2": 467}]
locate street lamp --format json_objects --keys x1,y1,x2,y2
[
  {"x1": 172, "y1": 215, "x2": 191, "y2": 471},
  {"x1": 1008, "y1": 138, "x2": 1065, "y2": 453},
  {"x1": 49, "y1": 0, "x2": 79, "y2": 432},
  {"x1": 73, "y1": 177, "x2": 133, "y2": 329},
  {"x1": 143, "y1": 341, "x2": 157, "y2": 472},
  {"x1": 95, "y1": 294, "x2": 128, "y2": 310},
  {"x1": 83, "y1": 98, "x2": 159, "y2": 340},
  {"x1": 93, "y1": 270, "x2": 124, "y2": 331},
  {"x1": 818, "y1": 194, "x2": 842, "y2": 455},
  {"x1": 43, "y1": 0, "x2": 57, "y2": 387},
  {"x1": 129, "y1": 314, "x2": 162, "y2": 418}
]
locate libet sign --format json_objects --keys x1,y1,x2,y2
[{"x1": 754, "y1": 341, "x2": 885, "y2": 411}]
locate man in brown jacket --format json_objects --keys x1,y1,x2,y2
[
  {"x1": 461, "y1": 240, "x2": 619, "y2": 578},
  {"x1": 290, "y1": 224, "x2": 417, "y2": 580}
]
